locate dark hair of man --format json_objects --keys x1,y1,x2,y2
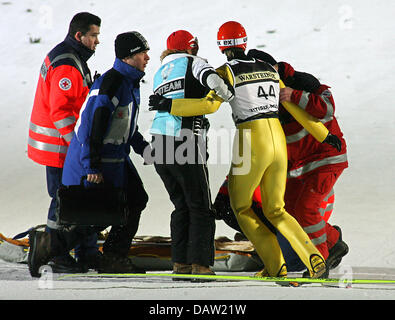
[
  {"x1": 223, "y1": 47, "x2": 249, "y2": 61},
  {"x1": 68, "y1": 12, "x2": 101, "y2": 37}
]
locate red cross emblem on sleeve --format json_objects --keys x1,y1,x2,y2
[{"x1": 59, "y1": 78, "x2": 72, "y2": 91}]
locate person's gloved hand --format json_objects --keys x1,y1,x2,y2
[
  {"x1": 323, "y1": 133, "x2": 342, "y2": 152},
  {"x1": 148, "y1": 94, "x2": 172, "y2": 112}
]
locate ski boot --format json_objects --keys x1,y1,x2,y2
[
  {"x1": 255, "y1": 264, "x2": 300, "y2": 287},
  {"x1": 255, "y1": 263, "x2": 287, "y2": 278},
  {"x1": 309, "y1": 254, "x2": 328, "y2": 278}
]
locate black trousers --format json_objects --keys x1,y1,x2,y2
[
  {"x1": 46, "y1": 166, "x2": 98, "y2": 259},
  {"x1": 51, "y1": 161, "x2": 148, "y2": 258},
  {"x1": 154, "y1": 157, "x2": 215, "y2": 267}
]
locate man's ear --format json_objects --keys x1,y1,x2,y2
[{"x1": 74, "y1": 31, "x2": 83, "y2": 42}]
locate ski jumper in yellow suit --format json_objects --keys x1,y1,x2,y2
[{"x1": 167, "y1": 57, "x2": 327, "y2": 278}]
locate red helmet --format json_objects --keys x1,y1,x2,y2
[
  {"x1": 217, "y1": 21, "x2": 247, "y2": 52},
  {"x1": 167, "y1": 30, "x2": 198, "y2": 51}
]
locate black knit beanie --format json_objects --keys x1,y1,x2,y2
[{"x1": 115, "y1": 31, "x2": 149, "y2": 59}]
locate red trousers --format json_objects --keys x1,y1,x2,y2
[{"x1": 284, "y1": 168, "x2": 344, "y2": 259}]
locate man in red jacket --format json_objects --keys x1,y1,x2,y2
[
  {"x1": 275, "y1": 61, "x2": 348, "y2": 269},
  {"x1": 27, "y1": 12, "x2": 101, "y2": 273},
  {"x1": 247, "y1": 49, "x2": 349, "y2": 268}
]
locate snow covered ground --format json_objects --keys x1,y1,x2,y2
[{"x1": 0, "y1": 0, "x2": 395, "y2": 302}]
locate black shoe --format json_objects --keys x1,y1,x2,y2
[
  {"x1": 327, "y1": 242, "x2": 348, "y2": 269},
  {"x1": 76, "y1": 251, "x2": 103, "y2": 272},
  {"x1": 327, "y1": 226, "x2": 349, "y2": 269},
  {"x1": 47, "y1": 254, "x2": 84, "y2": 274},
  {"x1": 28, "y1": 227, "x2": 51, "y2": 278},
  {"x1": 333, "y1": 225, "x2": 343, "y2": 241},
  {"x1": 97, "y1": 254, "x2": 145, "y2": 274}
]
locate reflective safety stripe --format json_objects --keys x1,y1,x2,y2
[
  {"x1": 40, "y1": 53, "x2": 91, "y2": 87},
  {"x1": 319, "y1": 189, "x2": 334, "y2": 217},
  {"x1": 324, "y1": 188, "x2": 334, "y2": 201},
  {"x1": 30, "y1": 121, "x2": 74, "y2": 142},
  {"x1": 319, "y1": 202, "x2": 334, "y2": 217},
  {"x1": 321, "y1": 95, "x2": 334, "y2": 123},
  {"x1": 28, "y1": 137, "x2": 68, "y2": 154},
  {"x1": 286, "y1": 128, "x2": 309, "y2": 143},
  {"x1": 287, "y1": 154, "x2": 347, "y2": 178},
  {"x1": 101, "y1": 158, "x2": 125, "y2": 163},
  {"x1": 287, "y1": 91, "x2": 334, "y2": 143},
  {"x1": 77, "y1": 88, "x2": 119, "y2": 107},
  {"x1": 303, "y1": 220, "x2": 327, "y2": 246},
  {"x1": 63, "y1": 131, "x2": 74, "y2": 143},
  {"x1": 303, "y1": 220, "x2": 326, "y2": 234},
  {"x1": 74, "y1": 90, "x2": 98, "y2": 136},
  {"x1": 103, "y1": 102, "x2": 133, "y2": 145},
  {"x1": 89, "y1": 89, "x2": 99, "y2": 97},
  {"x1": 47, "y1": 219, "x2": 60, "y2": 230},
  {"x1": 53, "y1": 116, "x2": 76, "y2": 130},
  {"x1": 298, "y1": 91, "x2": 310, "y2": 110},
  {"x1": 112, "y1": 96, "x2": 119, "y2": 107},
  {"x1": 30, "y1": 122, "x2": 60, "y2": 138},
  {"x1": 310, "y1": 233, "x2": 327, "y2": 246},
  {"x1": 302, "y1": 187, "x2": 335, "y2": 246},
  {"x1": 298, "y1": 91, "x2": 334, "y2": 123}
]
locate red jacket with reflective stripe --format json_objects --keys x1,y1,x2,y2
[
  {"x1": 279, "y1": 62, "x2": 348, "y2": 179},
  {"x1": 218, "y1": 178, "x2": 335, "y2": 222},
  {"x1": 28, "y1": 37, "x2": 92, "y2": 168}
]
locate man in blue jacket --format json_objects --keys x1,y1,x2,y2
[{"x1": 28, "y1": 32, "x2": 151, "y2": 277}]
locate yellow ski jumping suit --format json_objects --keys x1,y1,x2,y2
[{"x1": 169, "y1": 57, "x2": 326, "y2": 277}]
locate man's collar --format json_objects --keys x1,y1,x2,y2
[
  {"x1": 113, "y1": 58, "x2": 145, "y2": 84},
  {"x1": 64, "y1": 35, "x2": 95, "y2": 62}
]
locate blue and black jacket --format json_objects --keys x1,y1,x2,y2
[
  {"x1": 62, "y1": 58, "x2": 149, "y2": 187},
  {"x1": 150, "y1": 53, "x2": 211, "y2": 137}
]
